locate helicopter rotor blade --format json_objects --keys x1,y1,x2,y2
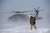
[
  {"x1": 12, "y1": 10, "x2": 34, "y2": 13},
  {"x1": 34, "y1": 8, "x2": 36, "y2": 11},
  {"x1": 37, "y1": 7, "x2": 40, "y2": 10},
  {"x1": 0, "y1": 12, "x2": 16, "y2": 14},
  {"x1": 23, "y1": 10, "x2": 34, "y2": 12},
  {"x1": 0, "y1": 10, "x2": 36, "y2": 14},
  {"x1": 38, "y1": 10, "x2": 45, "y2": 11}
]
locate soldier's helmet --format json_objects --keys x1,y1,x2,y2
[{"x1": 30, "y1": 14, "x2": 34, "y2": 17}]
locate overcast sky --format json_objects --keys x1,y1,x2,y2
[{"x1": 0, "y1": 0, "x2": 49, "y2": 11}]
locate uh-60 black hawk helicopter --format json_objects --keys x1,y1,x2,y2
[
  {"x1": 7, "y1": 7, "x2": 43, "y2": 22},
  {"x1": 0, "y1": 7, "x2": 43, "y2": 22}
]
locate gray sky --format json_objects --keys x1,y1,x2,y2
[{"x1": 1, "y1": 0, "x2": 49, "y2": 11}]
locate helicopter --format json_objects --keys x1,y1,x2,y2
[
  {"x1": 7, "y1": 7, "x2": 43, "y2": 22},
  {"x1": 0, "y1": 7, "x2": 43, "y2": 22}
]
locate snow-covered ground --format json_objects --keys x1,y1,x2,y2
[{"x1": 0, "y1": 26, "x2": 50, "y2": 33}]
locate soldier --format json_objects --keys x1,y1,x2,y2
[{"x1": 30, "y1": 14, "x2": 37, "y2": 30}]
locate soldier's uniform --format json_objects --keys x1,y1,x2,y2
[
  {"x1": 30, "y1": 14, "x2": 37, "y2": 30},
  {"x1": 30, "y1": 16, "x2": 36, "y2": 25}
]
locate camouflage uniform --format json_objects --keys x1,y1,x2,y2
[{"x1": 30, "y1": 16, "x2": 36, "y2": 25}]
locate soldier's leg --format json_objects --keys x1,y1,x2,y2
[
  {"x1": 30, "y1": 25, "x2": 32, "y2": 30},
  {"x1": 33, "y1": 24, "x2": 37, "y2": 30}
]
